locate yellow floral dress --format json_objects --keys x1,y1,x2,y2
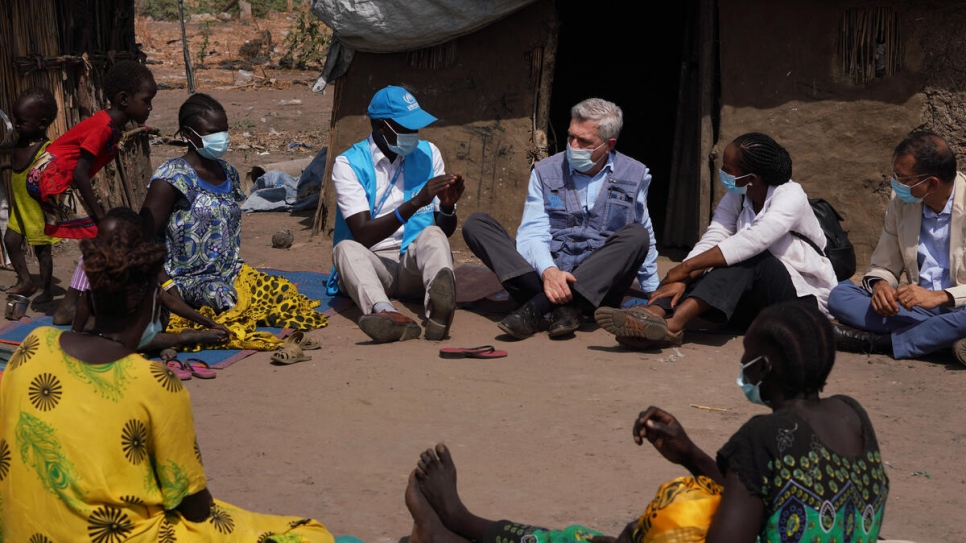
[{"x1": 0, "y1": 327, "x2": 334, "y2": 542}]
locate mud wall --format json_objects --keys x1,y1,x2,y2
[
  {"x1": 318, "y1": 1, "x2": 556, "y2": 253},
  {"x1": 717, "y1": 0, "x2": 966, "y2": 273}
]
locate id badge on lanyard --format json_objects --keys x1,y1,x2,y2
[{"x1": 373, "y1": 162, "x2": 405, "y2": 217}]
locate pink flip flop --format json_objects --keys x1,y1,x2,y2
[
  {"x1": 166, "y1": 359, "x2": 192, "y2": 381},
  {"x1": 183, "y1": 358, "x2": 217, "y2": 379},
  {"x1": 439, "y1": 345, "x2": 508, "y2": 359}
]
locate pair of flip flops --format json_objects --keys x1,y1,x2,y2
[
  {"x1": 270, "y1": 331, "x2": 321, "y2": 365},
  {"x1": 439, "y1": 345, "x2": 508, "y2": 359},
  {"x1": 165, "y1": 358, "x2": 217, "y2": 380}
]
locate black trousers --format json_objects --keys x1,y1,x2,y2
[
  {"x1": 652, "y1": 251, "x2": 812, "y2": 330},
  {"x1": 462, "y1": 212, "x2": 650, "y2": 310}
]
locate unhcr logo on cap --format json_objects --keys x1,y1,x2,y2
[{"x1": 403, "y1": 92, "x2": 420, "y2": 111}]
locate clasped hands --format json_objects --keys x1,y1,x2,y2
[
  {"x1": 412, "y1": 173, "x2": 464, "y2": 210},
  {"x1": 871, "y1": 281, "x2": 950, "y2": 316}
]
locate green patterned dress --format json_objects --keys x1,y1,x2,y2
[
  {"x1": 716, "y1": 395, "x2": 889, "y2": 543},
  {"x1": 0, "y1": 327, "x2": 334, "y2": 542}
]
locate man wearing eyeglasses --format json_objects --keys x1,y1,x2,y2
[{"x1": 828, "y1": 129, "x2": 966, "y2": 364}]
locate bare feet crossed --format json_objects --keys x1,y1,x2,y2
[{"x1": 406, "y1": 471, "x2": 468, "y2": 543}]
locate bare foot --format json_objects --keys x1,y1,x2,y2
[
  {"x1": 406, "y1": 470, "x2": 469, "y2": 543},
  {"x1": 178, "y1": 329, "x2": 229, "y2": 345},
  {"x1": 415, "y1": 443, "x2": 472, "y2": 536},
  {"x1": 5, "y1": 282, "x2": 38, "y2": 297}
]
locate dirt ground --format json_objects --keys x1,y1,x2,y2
[{"x1": 3, "y1": 11, "x2": 963, "y2": 543}]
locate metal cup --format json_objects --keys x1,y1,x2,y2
[{"x1": 5, "y1": 294, "x2": 29, "y2": 320}]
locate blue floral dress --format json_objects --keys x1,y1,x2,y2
[{"x1": 153, "y1": 157, "x2": 246, "y2": 312}]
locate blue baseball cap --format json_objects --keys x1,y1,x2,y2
[{"x1": 367, "y1": 85, "x2": 437, "y2": 130}]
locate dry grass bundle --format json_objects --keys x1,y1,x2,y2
[{"x1": 839, "y1": 8, "x2": 901, "y2": 84}]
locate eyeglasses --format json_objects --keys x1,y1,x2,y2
[{"x1": 892, "y1": 172, "x2": 932, "y2": 187}]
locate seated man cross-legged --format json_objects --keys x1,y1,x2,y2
[
  {"x1": 329, "y1": 85, "x2": 465, "y2": 343},
  {"x1": 829, "y1": 129, "x2": 966, "y2": 363},
  {"x1": 462, "y1": 98, "x2": 659, "y2": 340}
]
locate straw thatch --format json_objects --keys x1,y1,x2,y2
[{"x1": 0, "y1": 0, "x2": 152, "y2": 214}]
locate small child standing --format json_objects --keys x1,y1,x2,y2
[
  {"x1": 0, "y1": 88, "x2": 62, "y2": 302},
  {"x1": 41, "y1": 60, "x2": 157, "y2": 324},
  {"x1": 35, "y1": 59, "x2": 157, "y2": 238}
]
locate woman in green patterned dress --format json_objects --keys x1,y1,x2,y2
[
  {"x1": 0, "y1": 217, "x2": 334, "y2": 541},
  {"x1": 404, "y1": 301, "x2": 889, "y2": 543}
]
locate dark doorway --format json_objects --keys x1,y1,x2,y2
[{"x1": 547, "y1": 1, "x2": 691, "y2": 245}]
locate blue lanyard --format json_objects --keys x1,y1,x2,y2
[{"x1": 373, "y1": 161, "x2": 405, "y2": 217}]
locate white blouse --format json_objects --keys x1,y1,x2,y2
[{"x1": 687, "y1": 180, "x2": 838, "y2": 313}]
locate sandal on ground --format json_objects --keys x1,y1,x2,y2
[
  {"x1": 271, "y1": 343, "x2": 312, "y2": 365},
  {"x1": 183, "y1": 358, "x2": 217, "y2": 379},
  {"x1": 166, "y1": 359, "x2": 192, "y2": 380},
  {"x1": 439, "y1": 345, "x2": 508, "y2": 359},
  {"x1": 285, "y1": 330, "x2": 322, "y2": 351}
]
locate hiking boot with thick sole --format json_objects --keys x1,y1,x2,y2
[
  {"x1": 952, "y1": 338, "x2": 966, "y2": 367},
  {"x1": 358, "y1": 311, "x2": 422, "y2": 343},
  {"x1": 594, "y1": 306, "x2": 669, "y2": 341},
  {"x1": 425, "y1": 269, "x2": 456, "y2": 341}
]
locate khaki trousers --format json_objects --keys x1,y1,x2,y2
[{"x1": 333, "y1": 226, "x2": 454, "y2": 318}]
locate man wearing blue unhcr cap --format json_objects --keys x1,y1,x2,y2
[{"x1": 328, "y1": 85, "x2": 464, "y2": 343}]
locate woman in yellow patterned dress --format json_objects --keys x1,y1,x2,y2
[
  {"x1": 0, "y1": 217, "x2": 335, "y2": 541},
  {"x1": 140, "y1": 93, "x2": 327, "y2": 351}
]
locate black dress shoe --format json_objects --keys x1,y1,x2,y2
[
  {"x1": 548, "y1": 306, "x2": 581, "y2": 338},
  {"x1": 498, "y1": 299, "x2": 545, "y2": 339},
  {"x1": 832, "y1": 322, "x2": 892, "y2": 354}
]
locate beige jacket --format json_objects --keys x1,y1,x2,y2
[{"x1": 864, "y1": 171, "x2": 966, "y2": 307}]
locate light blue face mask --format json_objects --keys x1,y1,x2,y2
[
  {"x1": 719, "y1": 170, "x2": 753, "y2": 195},
  {"x1": 384, "y1": 122, "x2": 419, "y2": 156},
  {"x1": 188, "y1": 127, "x2": 230, "y2": 159},
  {"x1": 890, "y1": 175, "x2": 930, "y2": 204},
  {"x1": 566, "y1": 141, "x2": 606, "y2": 173},
  {"x1": 736, "y1": 355, "x2": 769, "y2": 406},
  {"x1": 138, "y1": 288, "x2": 163, "y2": 349}
]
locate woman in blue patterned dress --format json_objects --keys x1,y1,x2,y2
[{"x1": 141, "y1": 94, "x2": 326, "y2": 349}]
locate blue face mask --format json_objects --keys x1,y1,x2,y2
[
  {"x1": 567, "y1": 141, "x2": 606, "y2": 173},
  {"x1": 384, "y1": 122, "x2": 419, "y2": 156},
  {"x1": 188, "y1": 127, "x2": 230, "y2": 159},
  {"x1": 720, "y1": 170, "x2": 753, "y2": 195},
  {"x1": 138, "y1": 288, "x2": 163, "y2": 349},
  {"x1": 890, "y1": 176, "x2": 930, "y2": 204},
  {"x1": 736, "y1": 355, "x2": 769, "y2": 406}
]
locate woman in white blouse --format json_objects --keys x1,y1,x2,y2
[{"x1": 596, "y1": 132, "x2": 837, "y2": 349}]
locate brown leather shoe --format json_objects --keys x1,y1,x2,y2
[{"x1": 358, "y1": 311, "x2": 422, "y2": 343}]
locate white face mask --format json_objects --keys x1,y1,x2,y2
[
  {"x1": 384, "y1": 122, "x2": 419, "y2": 156},
  {"x1": 138, "y1": 287, "x2": 163, "y2": 349},
  {"x1": 188, "y1": 127, "x2": 230, "y2": 159},
  {"x1": 566, "y1": 141, "x2": 607, "y2": 173}
]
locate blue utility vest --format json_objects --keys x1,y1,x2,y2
[
  {"x1": 326, "y1": 138, "x2": 436, "y2": 295},
  {"x1": 534, "y1": 151, "x2": 647, "y2": 272}
]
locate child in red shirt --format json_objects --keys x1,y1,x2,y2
[{"x1": 35, "y1": 59, "x2": 157, "y2": 239}]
